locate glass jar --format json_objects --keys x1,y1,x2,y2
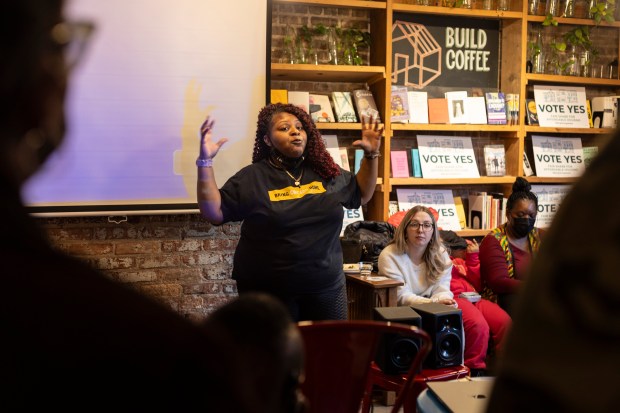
[{"x1": 546, "y1": 0, "x2": 561, "y2": 16}]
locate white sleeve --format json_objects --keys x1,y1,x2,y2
[
  {"x1": 429, "y1": 251, "x2": 454, "y2": 301},
  {"x1": 378, "y1": 245, "x2": 433, "y2": 306}
]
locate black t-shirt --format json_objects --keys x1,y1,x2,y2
[{"x1": 220, "y1": 159, "x2": 361, "y2": 294}]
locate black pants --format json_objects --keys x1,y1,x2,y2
[{"x1": 236, "y1": 281, "x2": 348, "y2": 322}]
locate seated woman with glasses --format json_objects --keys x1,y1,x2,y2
[
  {"x1": 479, "y1": 177, "x2": 544, "y2": 317},
  {"x1": 378, "y1": 205, "x2": 456, "y2": 308},
  {"x1": 379, "y1": 206, "x2": 504, "y2": 376}
]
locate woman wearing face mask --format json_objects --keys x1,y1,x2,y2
[
  {"x1": 196, "y1": 103, "x2": 383, "y2": 322},
  {"x1": 479, "y1": 177, "x2": 544, "y2": 317}
]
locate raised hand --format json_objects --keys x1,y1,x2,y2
[
  {"x1": 353, "y1": 115, "x2": 383, "y2": 154},
  {"x1": 199, "y1": 116, "x2": 228, "y2": 160}
]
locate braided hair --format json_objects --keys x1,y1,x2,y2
[
  {"x1": 506, "y1": 177, "x2": 538, "y2": 212},
  {"x1": 252, "y1": 103, "x2": 341, "y2": 179}
]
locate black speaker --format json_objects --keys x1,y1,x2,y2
[
  {"x1": 373, "y1": 306, "x2": 422, "y2": 375},
  {"x1": 409, "y1": 302, "x2": 463, "y2": 369}
]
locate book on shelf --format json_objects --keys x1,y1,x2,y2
[
  {"x1": 445, "y1": 90, "x2": 469, "y2": 124},
  {"x1": 309, "y1": 94, "x2": 335, "y2": 123},
  {"x1": 427, "y1": 98, "x2": 449, "y2": 124},
  {"x1": 530, "y1": 185, "x2": 571, "y2": 228},
  {"x1": 388, "y1": 200, "x2": 399, "y2": 218},
  {"x1": 531, "y1": 135, "x2": 585, "y2": 178},
  {"x1": 484, "y1": 92, "x2": 507, "y2": 125},
  {"x1": 352, "y1": 89, "x2": 381, "y2": 123},
  {"x1": 417, "y1": 135, "x2": 480, "y2": 179},
  {"x1": 390, "y1": 85, "x2": 410, "y2": 123},
  {"x1": 488, "y1": 192, "x2": 507, "y2": 229},
  {"x1": 396, "y1": 188, "x2": 461, "y2": 231},
  {"x1": 410, "y1": 148, "x2": 422, "y2": 178},
  {"x1": 270, "y1": 89, "x2": 288, "y2": 104},
  {"x1": 321, "y1": 134, "x2": 339, "y2": 150},
  {"x1": 525, "y1": 98, "x2": 539, "y2": 126},
  {"x1": 523, "y1": 151, "x2": 535, "y2": 177},
  {"x1": 468, "y1": 191, "x2": 487, "y2": 230},
  {"x1": 586, "y1": 99, "x2": 593, "y2": 128},
  {"x1": 324, "y1": 137, "x2": 364, "y2": 235},
  {"x1": 390, "y1": 150, "x2": 410, "y2": 178},
  {"x1": 453, "y1": 195, "x2": 467, "y2": 230},
  {"x1": 591, "y1": 96, "x2": 618, "y2": 129},
  {"x1": 407, "y1": 91, "x2": 429, "y2": 124},
  {"x1": 332, "y1": 91, "x2": 358, "y2": 123},
  {"x1": 465, "y1": 96, "x2": 488, "y2": 124},
  {"x1": 483, "y1": 144, "x2": 506, "y2": 177},
  {"x1": 288, "y1": 91, "x2": 310, "y2": 114},
  {"x1": 582, "y1": 146, "x2": 599, "y2": 168},
  {"x1": 533, "y1": 85, "x2": 589, "y2": 128},
  {"x1": 353, "y1": 149, "x2": 364, "y2": 174},
  {"x1": 505, "y1": 93, "x2": 519, "y2": 125}
]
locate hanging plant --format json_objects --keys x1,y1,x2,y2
[{"x1": 589, "y1": 0, "x2": 616, "y2": 25}]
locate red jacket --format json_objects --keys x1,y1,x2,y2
[{"x1": 449, "y1": 252, "x2": 482, "y2": 295}]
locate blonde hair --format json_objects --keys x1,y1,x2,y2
[{"x1": 390, "y1": 205, "x2": 450, "y2": 283}]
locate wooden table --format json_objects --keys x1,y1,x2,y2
[{"x1": 345, "y1": 273, "x2": 403, "y2": 320}]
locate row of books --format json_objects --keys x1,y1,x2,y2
[
  {"x1": 323, "y1": 132, "x2": 599, "y2": 179},
  {"x1": 393, "y1": 185, "x2": 570, "y2": 232},
  {"x1": 525, "y1": 96, "x2": 618, "y2": 129},
  {"x1": 390, "y1": 144, "x2": 506, "y2": 179},
  {"x1": 270, "y1": 89, "x2": 381, "y2": 124},
  {"x1": 390, "y1": 86, "x2": 519, "y2": 126}
]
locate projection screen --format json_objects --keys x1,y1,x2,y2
[{"x1": 23, "y1": 0, "x2": 268, "y2": 217}]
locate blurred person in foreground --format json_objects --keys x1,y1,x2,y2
[
  {"x1": 487, "y1": 134, "x2": 620, "y2": 413},
  {"x1": 0, "y1": 1, "x2": 295, "y2": 411},
  {"x1": 479, "y1": 177, "x2": 544, "y2": 316},
  {"x1": 196, "y1": 103, "x2": 382, "y2": 321}
]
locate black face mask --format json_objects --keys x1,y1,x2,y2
[{"x1": 510, "y1": 217, "x2": 536, "y2": 238}]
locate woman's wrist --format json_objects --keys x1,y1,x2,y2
[
  {"x1": 196, "y1": 157, "x2": 213, "y2": 168},
  {"x1": 364, "y1": 151, "x2": 381, "y2": 159}
]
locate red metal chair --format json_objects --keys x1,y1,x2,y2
[
  {"x1": 297, "y1": 320, "x2": 432, "y2": 413},
  {"x1": 361, "y1": 362, "x2": 471, "y2": 413}
]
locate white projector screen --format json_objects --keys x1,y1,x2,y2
[{"x1": 23, "y1": 0, "x2": 268, "y2": 216}]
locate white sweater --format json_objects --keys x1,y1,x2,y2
[{"x1": 378, "y1": 243, "x2": 454, "y2": 306}]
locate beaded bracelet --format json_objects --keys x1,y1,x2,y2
[
  {"x1": 196, "y1": 158, "x2": 213, "y2": 167},
  {"x1": 364, "y1": 151, "x2": 381, "y2": 159}
]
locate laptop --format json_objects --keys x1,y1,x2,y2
[{"x1": 425, "y1": 378, "x2": 494, "y2": 413}]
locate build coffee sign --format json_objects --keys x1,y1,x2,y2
[{"x1": 392, "y1": 13, "x2": 499, "y2": 89}]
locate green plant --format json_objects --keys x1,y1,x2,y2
[
  {"x1": 335, "y1": 27, "x2": 371, "y2": 65},
  {"x1": 542, "y1": 13, "x2": 559, "y2": 27},
  {"x1": 589, "y1": 0, "x2": 616, "y2": 24}
]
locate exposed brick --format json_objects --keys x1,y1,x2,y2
[
  {"x1": 108, "y1": 269, "x2": 158, "y2": 283},
  {"x1": 114, "y1": 241, "x2": 162, "y2": 255},
  {"x1": 136, "y1": 254, "x2": 181, "y2": 269},
  {"x1": 55, "y1": 242, "x2": 114, "y2": 256},
  {"x1": 161, "y1": 239, "x2": 203, "y2": 253},
  {"x1": 92, "y1": 256, "x2": 136, "y2": 270},
  {"x1": 46, "y1": 228, "x2": 93, "y2": 242}
]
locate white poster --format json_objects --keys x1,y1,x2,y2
[
  {"x1": 417, "y1": 135, "x2": 480, "y2": 179},
  {"x1": 533, "y1": 85, "x2": 589, "y2": 128},
  {"x1": 396, "y1": 189, "x2": 461, "y2": 231},
  {"x1": 531, "y1": 135, "x2": 585, "y2": 178},
  {"x1": 531, "y1": 185, "x2": 571, "y2": 228}
]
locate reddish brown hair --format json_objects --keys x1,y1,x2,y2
[{"x1": 252, "y1": 103, "x2": 341, "y2": 179}]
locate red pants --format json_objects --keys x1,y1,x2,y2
[{"x1": 455, "y1": 297, "x2": 511, "y2": 370}]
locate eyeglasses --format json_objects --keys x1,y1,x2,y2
[
  {"x1": 50, "y1": 20, "x2": 96, "y2": 70},
  {"x1": 408, "y1": 222, "x2": 434, "y2": 232}
]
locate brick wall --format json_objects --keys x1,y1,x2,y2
[{"x1": 39, "y1": 214, "x2": 240, "y2": 322}]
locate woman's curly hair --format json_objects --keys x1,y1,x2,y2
[{"x1": 252, "y1": 103, "x2": 341, "y2": 179}]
